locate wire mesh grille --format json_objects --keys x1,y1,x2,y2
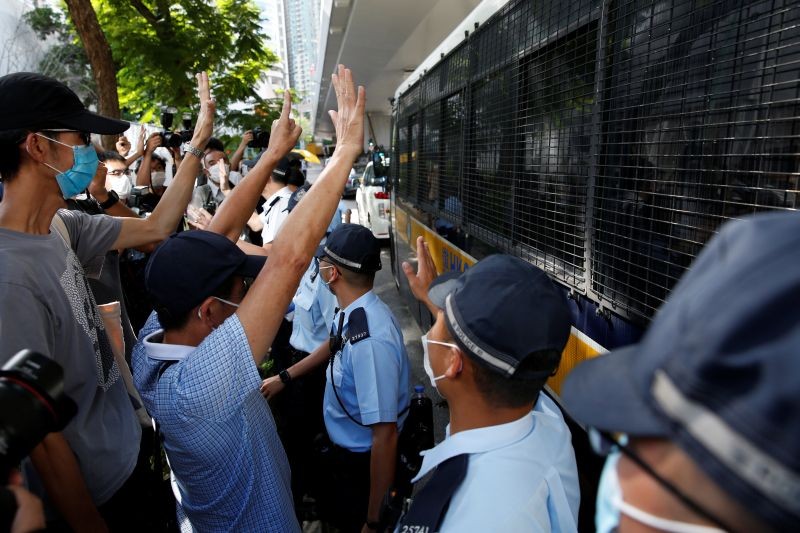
[
  {"x1": 592, "y1": 0, "x2": 800, "y2": 321},
  {"x1": 394, "y1": 0, "x2": 800, "y2": 323}
]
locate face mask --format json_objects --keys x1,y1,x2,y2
[
  {"x1": 151, "y1": 171, "x2": 166, "y2": 188},
  {"x1": 595, "y1": 452, "x2": 623, "y2": 533},
  {"x1": 319, "y1": 264, "x2": 335, "y2": 291},
  {"x1": 106, "y1": 175, "x2": 131, "y2": 200},
  {"x1": 208, "y1": 163, "x2": 229, "y2": 184},
  {"x1": 613, "y1": 497, "x2": 726, "y2": 533},
  {"x1": 35, "y1": 133, "x2": 98, "y2": 199},
  {"x1": 421, "y1": 333, "x2": 459, "y2": 391}
]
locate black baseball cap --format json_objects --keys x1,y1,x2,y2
[
  {"x1": 272, "y1": 152, "x2": 304, "y2": 181},
  {"x1": 427, "y1": 254, "x2": 572, "y2": 379},
  {"x1": 561, "y1": 211, "x2": 800, "y2": 530},
  {"x1": 317, "y1": 223, "x2": 381, "y2": 273},
  {"x1": 145, "y1": 231, "x2": 266, "y2": 319},
  {"x1": 0, "y1": 72, "x2": 128, "y2": 134}
]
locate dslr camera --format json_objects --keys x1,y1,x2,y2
[
  {"x1": 248, "y1": 127, "x2": 270, "y2": 149},
  {"x1": 160, "y1": 110, "x2": 194, "y2": 149},
  {"x1": 0, "y1": 350, "x2": 75, "y2": 528}
]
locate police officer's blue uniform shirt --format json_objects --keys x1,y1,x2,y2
[
  {"x1": 291, "y1": 261, "x2": 338, "y2": 353},
  {"x1": 404, "y1": 393, "x2": 580, "y2": 532},
  {"x1": 325, "y1": 290, "x2": 410, "y2": 452}
]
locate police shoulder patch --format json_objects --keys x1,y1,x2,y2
[{"x1": 347, "y1": 307, "x2": 371, "y2": 344}]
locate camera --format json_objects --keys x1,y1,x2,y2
[
  {"x1": 0, "y1": 350, "x2": 76, "y2": 479},
  {"x1": 159, "y1": 108, "x2": 194, "y2": 149},
  {"x1": 202, "y1": 199, "x2": 217, "y2": 216},
  {"x1": 248, "y1": 127, "x2": 270, "y2": 149},
  {"x1": 127, "y1": 185, "x2": 151, "y2": 214}
]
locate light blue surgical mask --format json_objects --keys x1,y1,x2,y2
[
  {"x1": 595, "y1": 451, "x2": 623, "y2": 533},
  {"x1": 35, "y1": 133, "x2": 98, "y2": 199}
]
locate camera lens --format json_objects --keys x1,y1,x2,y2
[{"x1": 0, "y1": 351, "x2": 76, "y2": 472}]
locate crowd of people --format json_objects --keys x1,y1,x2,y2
[{"x1": 0, "y1": 60, "x2": 797, "y2": 533}]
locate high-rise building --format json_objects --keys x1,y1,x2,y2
[
  {"x1": 284, "y1": 0, "x2": 321, "y2": 112},
  {"x1": 255, "y1": 0, "x2": 289, "y2": 98}
]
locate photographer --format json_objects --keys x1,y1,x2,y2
[
  {"x1": 0, "y1": 71, "x2": 215, "y2": 531},
  {"x1": 230, "y1": 130, "x2": 253, "y2": 173}
]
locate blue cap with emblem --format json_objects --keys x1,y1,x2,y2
[
  {"x1": 561, "y1": 211, "x2": 800, "y2": 530},
  {"x1": 427, "y1": 254, "x2": 572, "y2": 379},
  {"x1": 317, "y1": 223, "x2": 382, "y2": 273}
]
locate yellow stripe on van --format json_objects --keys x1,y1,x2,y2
[{"x1": 395, "y1": 205, "x2": 604, "y2": 393}]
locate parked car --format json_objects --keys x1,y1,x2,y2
[
  {"x1": 355, "y1": 162, "x2": 390, "y2": 239},
  {"x1": 343, "y1": 167, "x2": 358, "y2": 198}
]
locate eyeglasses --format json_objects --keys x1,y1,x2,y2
[
  {"x1": 107, "y1": 169, "x2": 133, "y2": 177},
  {"x1": 590, "y1": 430, "x2": 732, "y2": 531}
]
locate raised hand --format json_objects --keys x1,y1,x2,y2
[
  {"x1": 239, "y1": 130, "x2": 254, "y2": 148},
  {"x1": 402, "y1": 236, "x2": 440, "y2": 314},
  {"x1": 136, "y1": 128, "x2": 145, "y2": 154},
  {"x1": 189, "y1": 72, "x2": 216, "y2": 150},
  {"x1": 262, "y1": 91, "x2": 302, "y2": 164},
  {"x1": 116, "y1": 135, "x2": 130, "y2": 156},
  {"x1": 145, "y1": 132, "x2": 161, "y2": 154},
  {"x1": 328, "y1": 64, "x2": 365, "y2": 161},
  {"x1": 218, "y1": 159, "x2": 231, "y2": 193}
]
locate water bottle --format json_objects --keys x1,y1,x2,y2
[{"x1": 409, "y1": 385, "x2": 434, "y2": 452}]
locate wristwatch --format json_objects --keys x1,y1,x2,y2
[
  {"x1": 184, "y1": 143, "x2": 204, "y2": 159},
  {"x1": 98, "y1": 190, "x2": 119, "y2": 210},
  {"x1": 279, "y1": 369, "x2": 292, "y2": 385}
]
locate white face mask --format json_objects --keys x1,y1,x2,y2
[
  {"x1": 421, "y1": 333, "x2": 459, "y2": 392},
  {"x1": 106, "y1": 175, "x2": 131, "y2": 200},
  {"x1": 208, "y1": 163, "x2": 229, "y2": 184},
  {"x1": 151, "y1": 171, "x2": 166, "y2": 188},
  {"x1": 613, "y1": 496, "x2": 726, "y2": 533}
]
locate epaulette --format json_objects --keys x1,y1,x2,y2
[{"x1": 347, "y1": 307, "x2": 371, "y2": 344}]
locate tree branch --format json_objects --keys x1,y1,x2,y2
[{"x1": 128, "y1": 0, "x2": 159, "y2": 28}]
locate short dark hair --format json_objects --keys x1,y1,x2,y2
[
  {"x1": 206, "y1": 137, "x2": 225, "y2": 153},
  {"x1": 154, "y1": 274, "x2": 237, "y2": 330},
  {"x1": 151, "y1": 154, "x2": 167, "y2": 170},
  {"x1": 0, "y1": 130, "x2": 26, "y2": 183},
  {"x1": 470, "y1": 349, "x2": 562, "y2": 408},
  {"x1": 102, "y1": 150, "x2": 125, "y2": 164},
  {"x1": 335, "y1": 264, "x2": 375, "y2": 289}
]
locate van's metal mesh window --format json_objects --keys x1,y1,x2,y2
[
  {"x1": 393, "y1": 0, "x2": 800, "y2": 323},
  {"x1": 592, "y1": 0, "x2": 800, "y2": 321}
]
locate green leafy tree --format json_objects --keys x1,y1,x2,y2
[
  {"x1": 97, "y1": 0, "x2": 280, "y2": 125},
  {"x1": 25, "y1": 0, "x2": 281, "y2": 131}
]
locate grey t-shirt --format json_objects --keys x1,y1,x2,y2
[{"x1": 0, "y1": 209, "x2": 141, "y2": 506}]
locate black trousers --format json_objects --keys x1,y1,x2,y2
[
  {"x1": 316, "y1": 441, "x2": 371, "y2": 533},
  {"x1": 271, "y1": 346, "x2": 328, "y2": 518}
]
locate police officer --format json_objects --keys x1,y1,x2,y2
[
  {"x1": 263, "y1": 223, "x2": 410, "y2": 533},
  {"x1": 397, "y1": 238, "x2": 580, "y2": 532}
]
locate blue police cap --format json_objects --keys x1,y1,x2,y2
[
  {"x1": 427, "y1": 254, "x2": 572, "y2": 379},
  {"x1": 318, "y1": 224, "x2": 381, "y2": 273},
  {"x1": 145, "y1": 230, "x2": 266, "y2": 319},
  {"x1": 561, "y1": 211, "x2": 800, "y2": 530}
]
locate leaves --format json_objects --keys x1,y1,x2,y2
[{"x1": 26, "y1": 1, "x2": 281, "y2": 127}]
